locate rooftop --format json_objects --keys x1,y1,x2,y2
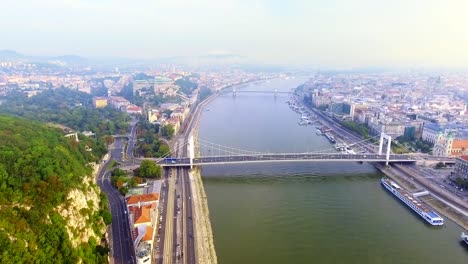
[{"x1": 127, "y1": 193, "x2": 159, "y2": 205}]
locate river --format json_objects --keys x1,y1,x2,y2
[{"x1": 198, "y1": 78, "x2": 468, "y2": 264}]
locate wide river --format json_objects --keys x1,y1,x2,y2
[{"x1": 198, "y1": 78, "x2": 468, "y2": 264}]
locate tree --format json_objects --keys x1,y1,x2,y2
[
  {"x1": 116, "y1": 179, "x2": 124, "y2": 188},
  {"x1": 157, "y1": 145, "x2": 170, "y2": 157},
  {"x1": 136, "y1": 160, "x2": 162, "y2": 178},
  {"x1": 100, "y1": 210, "x2": 112, "y2": 225},
  {"x1": 435, "y1": 162, "x2": 446, "y2": 169},
  {"x1": 128, "y1": 178, "x2": 138, "y2": 188},
  {"x1": 118, "y1": 186, "x2": 128, "y2": 196},
  {"x1": 161, "y1": 124, "x2": 175, "y2": 139}
]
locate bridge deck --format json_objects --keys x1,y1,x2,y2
[{"x1": 156, "y1": 153, "x2": 421, "y2": 167}]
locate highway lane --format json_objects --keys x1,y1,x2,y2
[
  {"x1": 157, "y1": 90, "x2": 218, "y2": 264},
  {"x1": 162, "y1": 169, "x2": 176, "y2": 264},
  {"x1": 183, "y1": 168, "x2": 196, "y2": 264},
  {"x1": 154, "y1": 169, "x2": 170, "y2": 264}
]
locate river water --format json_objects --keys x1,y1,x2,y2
[{"x1": 198, "y1": 78, "x2": 468, "y2": 264}]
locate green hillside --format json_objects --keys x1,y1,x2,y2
[{"x1": 0, "y1": 115, "x2": 108, "y2": 263}]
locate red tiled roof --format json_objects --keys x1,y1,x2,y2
[
  {"x1": 452, "y1": 139, "x2": 468, "y2": 149},
  {"x1": 126, "y1": 193, "x2": 159, "y2": 205},
  {"x1": 142, "y1": 226, "x2": 154, "y2": 241}
]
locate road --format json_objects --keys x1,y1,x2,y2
[
  {"x1": 167, "y1": 92, "x2": 218, "y2": 264},
  {"x1": 97, "y1": 137, "x2": 135, "y2": 264},
  {"x1": 96, "y1": 119, "x2": 139, "y2": 264},
  {"x1": 153, "y1": 168, "x2": 170, "y2": 263}
]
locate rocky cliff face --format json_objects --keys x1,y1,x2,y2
[{"x1": 57, "y1": 164, "x2": 105, "y2": 247}]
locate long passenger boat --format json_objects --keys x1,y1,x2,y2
[{"x1": 381, "y1": 178, "x2": 444, "y2": 226}]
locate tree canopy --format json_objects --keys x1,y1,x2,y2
[
  {"x1": 134, "y1": 160, "x2": 162, "y2": 179},
  {"x1": 161, "y1": 124, "x2": 175, "y2": 140},
  {"x1": 0, "y1": 87, "x2": 131, "y2": 138},
  {"x1": 0, "y1": 115, "x2": 108, "y2": 263}
]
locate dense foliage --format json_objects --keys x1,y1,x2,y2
[
  {"x1": 340, "y1": 121, "x2": 369, "y2": 138},
  {"x1": 134, "y1": 160, "x2": 162, "y2": 179},
  {"x1": 0, "y1": 87, "x2": 131, "y2": 137},
  {"x1": 454, "y1": 177, "x2": 468, "y2": 189},
  {"x1": 0, "y1": 115, "x2": 108, "y2": 263},
  {"x1": 199, "y1": 87, "x2": 213, "y2": 102},
  {"x1": 396, "y1": 136, "x2": 432, "y2": 153},
  {"x1": 160, "y1": 124, "x2": 175, "y2": 140},
  {"x1": 175, "y1": 77, "x2": 198, "y2": 96},
  {"x1": 135, "y1": 121, "x2": 170, "y2": 157}
]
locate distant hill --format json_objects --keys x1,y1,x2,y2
[
  {"x1": 0, "y1": 50, "x2": 89, "y2": 65},
  {"x1": 0, "y1": 49, "x2": 25, "y2": 60}
]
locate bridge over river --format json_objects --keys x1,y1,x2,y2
[{"x1": 140, "y1": 134, "x2": 455, "y2": 168}]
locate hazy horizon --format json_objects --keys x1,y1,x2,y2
[{"x1": 2, "y1": 0, "x2": 468, "y2": 68}]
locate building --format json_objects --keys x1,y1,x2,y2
[
  {"x1": 422, "y1": 123, "x2": 464, "y2": 144},
  {"x1": 148, "y1": 109, "x2": 159, "y2": 123},
  {"x1": 126, "y1": 193, "x2": 159, "y2": 207},
  {"x1": 342, "y1": 102, "x2": 355, "y2": 117},
  {"x1": 433, "y1": 132, "x2": 468, "y2": 157},
  {"x1": 133, "y1": 79, "x2": 154, "y2": 96},
  {"x1": 108, "y1": 96, "x2": 130, "y2": 110},
  {"x1": 126, "y1": 104, "x2": 143, "y2": 115},
  {"x1": 403, "y1": 125, "x2": 416, "y2": 140},
  {"x1": 453, "y1": 156, "x2": 468, "y2": 180},
  {"x1": 92, "y1": 97, "x2": 108, "y2": 108},
  {"x1": 422, "y1": 123, "x2": 443, "y2": 144},
  {"x1": 126, "y1": 193, "x2": 159, "y2": 264}
]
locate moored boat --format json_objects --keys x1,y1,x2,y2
[{"x1": 381, "y1": 178, "x2": 444, "y2": 226}]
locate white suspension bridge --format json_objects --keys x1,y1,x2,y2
[{"x1": 140, "y1": 133, "x2": 455, "y2": 168}]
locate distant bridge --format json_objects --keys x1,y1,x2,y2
[
  {"x1": 231, "y1": 90, "x2": 292, "y2": 94},
  {"x1": 221, "y1": 86, "x2": 294, "y2": 96}
]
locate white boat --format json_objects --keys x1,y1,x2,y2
[
  {"x1": 381, "y1": 178, "x2": 444, "y2": 226},
  {"x1": 462, "y1": 232, "x2": 468, "y2": 245}
]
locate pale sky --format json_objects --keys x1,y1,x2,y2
[{"x1": 2, "y1": 0, "x2": 468, "y2": 68}]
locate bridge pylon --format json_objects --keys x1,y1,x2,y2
[
  {"x1": 378, "y1": 132, "x2": 392, "y2": 166},
  {"x1": 188, "y1": 134, "x2": 195, "y2": 169}
]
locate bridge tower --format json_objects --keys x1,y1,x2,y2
[
  {"x1": 188, "y1": 134, "x2": 195, "y2": 169},
  {"x1": 378, "y1": 132, "x2": 392, "y2": 166}
]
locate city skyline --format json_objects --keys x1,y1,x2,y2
[{"x1": 2, "y1": 0, "x2": 468, "y2": 68}]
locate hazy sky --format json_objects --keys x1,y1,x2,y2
[{"x1": 2, "y1": 0, "x2": 468, "y2": 67}]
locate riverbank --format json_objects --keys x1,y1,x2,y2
[
  {"x1": 184, "y1": 87, "x2": 221, "y2": 264},
  {"x1": 296, "y1": 92, "x2": 468, "y2": 230},
  {"x1": 375, "y1": 164, "x2": 468, "y2": 229},
  {"x1": 189, "y1": 168, "x2": 218, "y2": 264}
]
